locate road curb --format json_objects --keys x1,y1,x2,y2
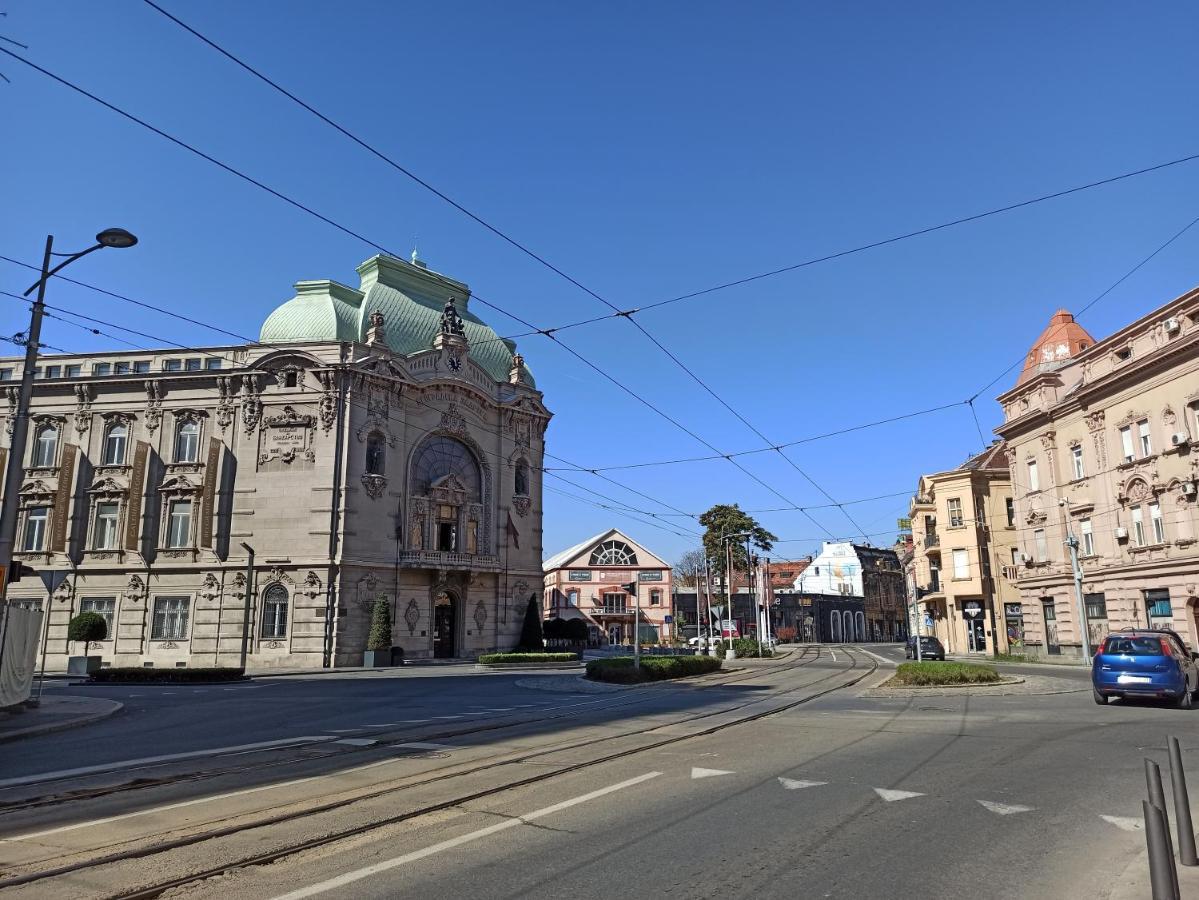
[{"x1": 0, "y1": 697, "x2": 123, "y2": 744}]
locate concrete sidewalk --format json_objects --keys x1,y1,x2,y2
[{"x1": 0, "y1": 694, "x2": 123, "y2": 744}]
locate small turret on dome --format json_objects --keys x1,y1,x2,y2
[
  {"x1": 410, "y1": 247, "x2": 428, "y2": 269},
  {"x1": 509, "y1": 352, "x2": 528, "y2": 385},
  {"x1": 365, "y1": 309, "x2": 386, "y2": 347}
]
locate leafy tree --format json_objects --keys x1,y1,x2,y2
[
  {"x1": 366, "y1": 597, "x2": 392, "y2": 651},
  {"x1": 67, "y1": 612, "x2": 107, "y2": 645},
  {"x1": 517, "y1": 597, "x2": 544, "y2": 650},
  {"x1": 672, "y1": 549, "x2": 706, "y2": 587},
  {"x1": 698, "y1": 504, "x2": 777, "y2": 598}
]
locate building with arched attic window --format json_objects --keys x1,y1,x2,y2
[{"x1": 0, "y1": 251, "x2": 551, "y2": 668}]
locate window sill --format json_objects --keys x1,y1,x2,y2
[
  {"x1": 158, "y1": 547, "x2": 199, "y2": 561},
  {"x1": 165, "y1": 462, "x2": 205, "y2": 475},
  {"x1": 1128, "y1": 543, "x2": 1168, "y2": 555},
  {"x1": 84, "y1": 549, "x2": 125, "y2": 561}
]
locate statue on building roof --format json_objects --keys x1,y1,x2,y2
[{"x1": 440, "y1": 296, "x2": 466, "y2": 337}]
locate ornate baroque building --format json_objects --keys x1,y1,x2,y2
[
  {"x1": 995, "y1": 296, "x2": 1199, "y2": 660},
  {"x1": 0, "y1": 252, "x2": 551, "y2": 668}
]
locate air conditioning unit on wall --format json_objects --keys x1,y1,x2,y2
[
  {"x1": 1184, "y1": 482, "x2": 1198, "y2": 498},
  {"x1": 1164, "y1": 317, "x2": 1181, "y2": 334},
  {"x1": 1172, "y1": 431, "x2": 1191, "y2": 447},
  {"x1": 1115, "y1": 526, "x2": 1128, "y2": 540}
]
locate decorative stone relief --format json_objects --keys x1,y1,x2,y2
[
  {"x1": 267, "y1": 567, "x2": 294, "y2": 588},
  {"x1": 124, "y1": 574, "x2": 147, "y2": 604},
  {"x1": 317, "y1": 371, "x2": 338, "y2": 433},
  {"x1": 511, "y1": 496, "x2": 531, "y2": 517},
  {"x1": 241, "y1": 374, "x2": 263, "y2": 433},
  {"x1": 216, "y1": 376, "x2": 236, "y2": 432},
  {"x1": 73, "y1": 384, "x2": 93, "y2": 434},
  {"x1": 258, "y1": 405, "x2": 316, "y2": 468},
  {"x1": 361, "y1": 473, "x2": 387, "y2": 500},
  {"x1": 511, "y1": 580, "x2": 529, "y2": 622},
  {"x1": 473, "y1": 600, "x2": 487, "y2": 631},
  {"x1": 53, "y1": 578, "x2": 74, "y2": 604},
  {"x1": 440, "y1": 403, "x2": 467, "y2": 437},
  {"x1": 5, "y1": 386, "x2": 16, "y2": 436},
  {"x1": 200, "y1": 573, "x2": 221, "y2": 601},
  {"x1": 303, "y1": 571, "x2": 322, "y2": 599},
  {"x1": 232, "y1": 572, "x2": 248, "y2": 600},
  {"x1": 144, "y1": 380, "x2": 164, "y2": 433},
  {"x1": 404, "y1": 598, "x2": 420, "y2": 634}
]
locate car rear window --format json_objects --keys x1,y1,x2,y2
[{"x1": 1103, "y1": 636, "x2": 1163, "y2": 655}]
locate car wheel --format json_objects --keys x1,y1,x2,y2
[
  {"x1": 1177, "y1": 690, "x2": 1194, "y2": 710},
  {"x1": 1093, "y1": 688, "x2": 1108, "y2": 705}
]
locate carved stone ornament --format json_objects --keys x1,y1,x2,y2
[
  {"x1": 361, "y1": 473, "x2": 388, "y2": 500},
  {"x1": 124, "y1": 574, "x2": 147, "y2": 603},
  {"x1": 216, "y1": 376, "x2": 236, "y2": 432},
  {"x1": 200, "y1": 572, "x2": 221, "y2": 601},
  {"x1": 439, "y1": 296, "x2": 466, "y2": 337},
  {"x1": 158, "y1": 640, "x2": 180, "y2": 649},
  {"x1": 1125, "y1": 478, "x2": 1153, "y2": 503},
  {"x1": 144, "y1": 380, "x2": 164, "y2": 434},
  {"x1": 232, "y1": 571, "x2": 248, "y2": 599},
  {"x1": 303, "y1": 571, "x2": 322, "y2": 599},
  {"x1": 267, "y1": 566, "x2": 294, "y2": 587},
  {"x1": 53, "y1": 579, "x2": 74, "y2": 604},
  {"x1": 404, "y1": 598, "x2": 420, "y2": 634},
  {"x1": 440, "y1": 403, "x2": 467, "y2": 437},
  {"x1": 474, "y1": 600, "x2": 487, "y2": 631},
  {"x1": 512, "y1": 580, "x2": 529, "y2": 616},
  {"x1": 1040, "y1": 431, "x2": 1056, "y2": 451},
  {"x1": 317, "y1": 371, "x2": 338, "y2": 433},
  {"x1": 1163, "y1": 406, "x2": 1177, "y2": 428},
  {"x1": 73, "y1": 384, "x2": 93, "y2": 434},
  {"x1": 5, "y1": 386, "x2": 17, "y2": 436},
  {"x1": 241, "y1": 374, "x2": 263, "y2": 433},
  {"x1": 511, "y1": 496, "x2": 531, "y2": 517},
  {"x1": 259, "y1": 405, "x2": 316, "y2": 466},
  {"x1": 359, "y1": 572, "x2": 378, "y2": 595},
  {"x1": 263, "y1": 640, "x2": 285, "y2": 649}
]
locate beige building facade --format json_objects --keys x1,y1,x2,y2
[
  {"x1": 0, "y1": 252, "x2": 550, "y2": 669},
  {"x1": 908, "y1": 443, "x2": 1020, "y2": 656},
  {"x1": 996, "y1": 293, "x2": 1199, "y2": 660}
]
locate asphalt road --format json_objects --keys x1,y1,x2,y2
[{"x1": 2, "y1": 646, "x2": 1195, "y2": 900}]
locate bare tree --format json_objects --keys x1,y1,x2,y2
[{"x1": 673, "y1": 549, "x2": 706, "y2": 587}]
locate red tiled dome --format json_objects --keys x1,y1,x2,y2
[{"x1": 1016, "y1": 309, "x2": 1096, "y2": 385}]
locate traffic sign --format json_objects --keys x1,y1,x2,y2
[{"x1": 663, "y1": 615, "x2": 673, "y2": 623}]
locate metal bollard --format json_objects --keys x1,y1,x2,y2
[
  {"x1": 1147, "y1": 758, "x2": 1178, "y2": 872},
  {"x1": 1168, "y1": 736, "x2": 1198, "y2": 867},
  {"x1": 1144, "y1": 800, "x2": 1181, "y2": 900}
]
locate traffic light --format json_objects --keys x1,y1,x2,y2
[
  {"x1": 621, "y1": 582, "x2": 637, "y2": 596},
  {"x1": 8, "y1": 561, "x2": 36, "y2": 583}
]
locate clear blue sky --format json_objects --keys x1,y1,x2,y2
[{"x1": 3, "y1": 1, "x2": 1198, "y2": 566}]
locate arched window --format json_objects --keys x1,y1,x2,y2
[
  {"x1": 175, "y1": 420, "x2": 199, "y2": 463},
  {"x1": 33, "y1": 423, "x2": 58, "y2": 467},
  {"x1": 514, "y1": 460, "x2": 529, "y2": 496},
  {"x1": 103, "y1": 423, "x2": 128, "y2": 465},
  {"x1": 365, "y1": 432, "x2": 386, "y2": 475},
  {"x1": 590, "y1": 540, "x2": 638, "y2": 566},
  {"x1": 410, "y1": 436, "x2": 482, "y2": 498},
  {"x1": 261, "y1": 583, "x2": 289, "y2": 639}
]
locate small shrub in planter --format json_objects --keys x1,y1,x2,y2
[
  {"x1": 66, "y1": 612, "x2": 107, "y2": 676},
  {"x1": 363, "y1": 598, "x2": 393, "y2": 667},
  {"x1": 477, "y1": 652, "x2": 578, "y2": 664},
  {"x1": 90, "y1": 667, "x2": 246, "y2": 684}
]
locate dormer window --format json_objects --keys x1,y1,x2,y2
[{"x1": 33, "y1": 423, "x2": 59, "y2": 467}]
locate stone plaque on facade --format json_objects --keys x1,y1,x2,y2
[
  {"x1": 125, "y1": 440, "x2": 149, "y2": 551},
  {"x1": 567, "y1": 570, "x2": 592, "y2": 582},
  {"x1": 50, "y1": 444, "x2": 76, "y2": 552},
  {"x1": 258, "y1": 405, "x2": 315, "y2": 470},
  {"x1": 200, "y1": 437, "x2": 221, "y2": 548},
  {"x1": 638, "y1": 571, "x2": 663, "y2": 582}
]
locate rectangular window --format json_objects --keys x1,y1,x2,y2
[
  {"x1": 93, "y1": 362, "x2": 111, "y2": 376},
  {"x1": 0, "y1": 368, "x2": 11, "y2": 380},
  {"x1": 1080, "y1": 518, "x2": 1094, "y2": 556},
  {"x1": 1120, "y1": 426, "x2": 1134, "y2": 462},
  {"x1": 164, "y1": 359, "x2": 182, "y2": 372},
  {"x1": 1028, "y1": 460, "x2": 1039, "y2": 492},
  {"x1": 22, "y1": 506, "x2": 49, "y2": 551},
  {"x1": 567, "y1": 590, "x2": 579, "y2": 607},
  {"x1": 650, "y1": 590, "x2": 661, "y2": 606},
  {"x1": 1005, "y1": 498, "x2": 1015, "y2": 527},
  {"x1": 45, "y1": 365, "x2": 61, "y2": 379},
  {"x1": 1010, "y1": 547, "x2": 1019, "y2": 566},
  {"x1": 1071, "y1": 446, "x2": 1085, "y2": 479},
  {"x1": 151, "y1": 596, "x2": 190, "y2": 640},
  {"x1": 947, "y1": 498, "x2": 963, "y2": 527},
  {"x1": 1146, "y1": 589, "x2": 1172, "y2": 618},
  {"x1": 261, "y1": 592, "x2": 288, "y2": 639},
  {"x1": 167, "y1": 500, "x2": 192, "y2": 548},
  {"x1": 66, "y1": 364, "x2": 81, "y2": 378},
  {"x1": 952, "y1": 549, "x2": 969, "y2": 579},
  {"x1": 185, "y1": 358, "x2": 202, "y2": 371},
  {"x1": 80, "y1": 597, "x2": 116, "y2": 639},
  {"x1": 94, "y1": 502, "x2": 120, "y2": 550},
  {"x1": 206, "y1": 358, "x2": 222, "y2": 370},
  {"x1": 1150, "y1": 502, "x2": 1164, "y2": 544},
  {"x1": 1034, "y1": 529, "x2": 1048, "y2": 562},
  {"x1": 1138, "y1": 420, "x2": 1152, "y2": 457},
  {"x1": 437, "y1": 522, "x2": 457, "y2": 552},
  {"x1": 1084, "y1": 592, "x2": 1107, "y2": 620},
  {"x1": 1132, "y1": 506, "x2": 1145, "y2": 547},
  {"x1": 133, "y1": 361, "x2": 150, "y2": 374},
  {"x1": 602, "y1": 592, "x2": 624, "y2": 613}
]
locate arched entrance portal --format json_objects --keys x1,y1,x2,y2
[
  {"x1": 434, "y1": 591, "x2": 458, "y2": 658},
  {"x1": 829, "y1": 611, "x2": 841, "y2": 642},
  {"x1": 842, "y1": 611, "x2": 854, "y2": 643}
]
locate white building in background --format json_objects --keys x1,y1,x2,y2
[{"x1": 795, "y1": 542, "x2": 863, "y2": 596}]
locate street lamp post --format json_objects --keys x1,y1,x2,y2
[
  {"x1": 0, "y1": 230, "x2": 137, "y2": 676},
  {"x1": 1060, "y1": 498, "x2": 1092, "y2": 661},
  {"x1": 239, "y1": 542, "x2": 256, "y2": 671},
  {"x1": 720, "y1": 531, "x2": 751, "y2": 660}
]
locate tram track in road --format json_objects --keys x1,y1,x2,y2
[
  {"x1": 0, "y1": 645, "x2": 824, "y2": 815},
  {"x1": 0, "y1": 648, "x2": 876, "y2": 896}
]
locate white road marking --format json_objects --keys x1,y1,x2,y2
[
  {"x1": 852, "y1": 646, "x2": 896, "y2": 666},
  {"x1": 874, "y1": 788, "x2": 925, "y2": 802},
  {"x1": 399, "y1": 719, "x2": 432, "y2": 724},
  {"x1": 977, "y1": 800, "x2": 1035, "y2": 815},
  {"x1": 830, "y1": 650, "x2": 837, "y2": 662},
  {"x1": 333, "y1": 739, "x2": 377, "y2": 747},
  {"x1": 778, "y1": 777, "x2": 827, "y2": 790},
  {"x1": 691, "y1": 767, "x2": 735, "y2": 779},
  {"x1": 396, "y1": 742, "x2": 461, "y2": 751},
  {"x1": 325, "y1": 729, "x2": 363, "y2": 734},
  {"x1": 0, "y1": 736, "x2": 336, "y2": 789},
  {"x1": 360, "y1": 723, "x2": 402, "y2": 728},
  {"x1": 0, "y1": 757, "x2": 407, "y2": 843},
  {"x1": 266, "y1": 771, "x2": 663, "y2": 900},
  {"x1": 1101, "y1": 815, "x2": 1144, "y2": 832},
  {"x1": 431, "y1": 715, "x2": 462, "y2": 720}
]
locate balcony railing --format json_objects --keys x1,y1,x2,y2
[
  {"x1": 397, "y1": 550, "x2": 501, "y2": 572},
  {"x1": 923, "y1": 532, "x2": 940, "y2": 549},
  {"x1": 593, "y1": 604, "x2": 631, "y2": 616},
  {"x1": 1000, "y1": 565, "x2": 1020, "y2": 581}
]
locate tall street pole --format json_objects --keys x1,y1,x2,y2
[
  {"x1": 1061, "y1": 499, "x2": 1092, "y2": 660},
  {"x1": 239, "y1": 542, "x2": 255, "y2": 671},
  {"x1": 703, "y1": 554, "x2": 717, "y2": 658}
]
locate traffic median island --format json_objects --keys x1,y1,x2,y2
[
  {"x1": 477, "y1": 652, "x2": 581, "y2": 668},
  {"x1": 586, "y1": 655, "x2": 723, "y2": 684},
  {"x1": 88, "y1": 667, "x2": 248, "y2": 684},
  {"x1": 891, "y1": 661, "x2": 1002, "y2": 686}
]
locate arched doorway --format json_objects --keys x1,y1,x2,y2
[
  {"x1": 842, "y1": 611, "x2": 854, "y2": 644},
  {"x1": 434, "y1": 591, "x2": 458, "y2": 658},
  {"x1": 855, "y1": 611, "x2": 866, "y2": 642},
  {"x1": 829, "y1": 611, "x2": 841, "y2": 642}
]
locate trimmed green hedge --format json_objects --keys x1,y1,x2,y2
[
  {"x1": 477, "y1": 652, "x2": 578, "y2": 664},
  {"x1": 586, "y1": 655, "x2": 723, "y2": 684},
  {"x1": 893, "y1": 661, "x2": 1000, "y2": 686},
  {"x1": 90, "y1": 667, "x2": 247, "y2": 684},
  {"x1": 731, "y1": 637, "x2": 773, "y2": 658}
]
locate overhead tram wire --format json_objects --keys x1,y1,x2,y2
[{"x1": 0, "y1": 48, "x2": 842, "y2": 532}]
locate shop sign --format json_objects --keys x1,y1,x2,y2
[
  {"x1": 638, "y1": 571, "x2": 663, "y2": 581},
  {"x1": 1004, "y1": 603, "x2": 1024, "y2": 618},
  {"x1": 568, "y1": 571, "x2": 592, "y2": 582},
  {"x1": 962, "y1": 600, "x2": 983, "y2": 618}
]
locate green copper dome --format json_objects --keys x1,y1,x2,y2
[{"x1": 260, "y1": 254, "x2": 533, "y2": 387}]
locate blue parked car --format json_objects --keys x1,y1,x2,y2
[{"x1": 1092, "y1": 629, "x2": 1199, "y2": 707}]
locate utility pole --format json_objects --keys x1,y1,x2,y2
[
  {"x1": 239, "y1": 542, "x2": 255, "y2": 671},
  {"x1": 1060, "y1": 499, "x2": 1092, "y2": 660},
  {"x1": 703, "y1": 554, "x2": 717, "y2": 658}
]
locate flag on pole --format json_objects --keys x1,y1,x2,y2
[{"x1": 506, "y1": 511, "x2": 521, "y2": 550}]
